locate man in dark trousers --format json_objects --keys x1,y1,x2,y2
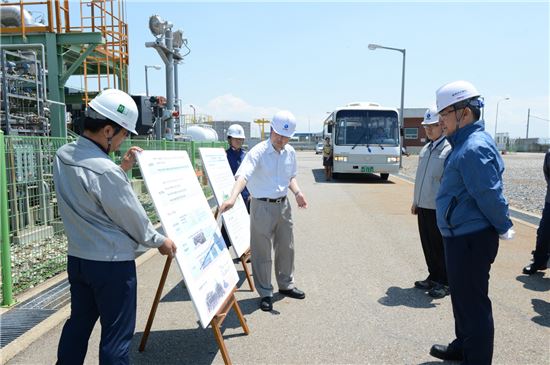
[
  {"x1": 411, "y1": 107, "x2": 452, "y2": 298},
  {"x1": 430, "y1": 81, "x2": 514, "y2": 364},
  {"x1": 54, "y1": 89, "x2": 177, "y2": 364},
  {"x1": 522, "y1": 150, "x2": 550, "y2": 274}
]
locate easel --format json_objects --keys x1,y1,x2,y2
[
  {"x1": 239, "y1": 248, "x2": 254, "y2": 291},
  {"x1": 139, "y1": 255, "x2": 250, "y2": 365}
]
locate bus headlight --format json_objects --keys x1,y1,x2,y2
[
  {"x1": 334, "y1": 155, "x2": 348, "y2": 162},
  {"x1": 387, "y1": 156, "x2": 399, "y2": 163}
]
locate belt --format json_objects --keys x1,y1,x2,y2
[{"x1": 256, "y1": 196, "x2": 286, "y2": 203}]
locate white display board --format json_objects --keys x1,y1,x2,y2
[
  {"x1": 199, "y1": 148, "x2": 251, "y2": 258},
  {"x1": 137, "y1": 150, "x2": 238, "y2": 328}
]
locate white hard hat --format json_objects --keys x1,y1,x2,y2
[
  {"x1": 227, "y1": 124, "x2": 245, "y2": 139},
  {"x1": 88, "y1": 89, "x2": 138, "y2": 134},
  {"x1": 270, "y1": 110, "x2": 296, "y2": 138},
  {"x1": 436, "y1": 80, "x2": 481, "y2": 113},
  {"x1": 421, "y1": 106, "x2": 439, "y2": 125}
]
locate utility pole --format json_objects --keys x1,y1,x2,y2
[{"x1": 526, "y1": 108, "x2": 530, "y2": 139}]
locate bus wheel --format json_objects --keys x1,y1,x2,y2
[{"x1": 380, "y1": 173, "x2": 389, "y2": 180}]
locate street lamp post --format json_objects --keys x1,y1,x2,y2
[
  {"x1": 189, "y1": 104, "x2": 196, "y2": 123},
  {"x1": 368, "y1": 43, "x2": 406, "y2": 168},
  {"x1": 494, "y1": 97, "x2": 510, "y2": 139},
  {"x1": 144, "y1": 65, "x2": 161, "y2": 97}
]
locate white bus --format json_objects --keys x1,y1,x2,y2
[{"x1": 324, "y1": 102, "x2": 400, "y2": 180}]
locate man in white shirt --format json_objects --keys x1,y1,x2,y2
[{"x1": 220, "y1": 110, "x2": 308, "y2": 311}]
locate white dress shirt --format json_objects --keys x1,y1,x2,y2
[{"x1": 236, "y1": 140, "x2": 297, "y2": 199}]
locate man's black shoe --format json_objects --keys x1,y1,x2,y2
[
  {"x1": 279, "y1": 287, "x2": 306, "y2": 299},
  {"x1": 414, "y1": 278, "x2": 435, "y2": 290},
  {"x1": 523, "y1": 263, "x2": 547, "y2": 275},
  {"x1": 429, "y1": 344, "x2": 463, "y2": 361},
  {"x1": 260, "y1": 296, "x2": 272, "y2": 311}
]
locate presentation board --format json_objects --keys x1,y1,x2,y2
[
  {"x1": 199, "y1": 148, "x2": 251, "y2": 258},
  {"x1": 137, "y1": 150, "x2": 238, "y2": 328}
]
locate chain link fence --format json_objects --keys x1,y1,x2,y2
[{"x1": 0, "y1": 134, "x2": 226, "y2": 305}]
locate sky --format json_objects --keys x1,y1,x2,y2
[{"x1": 69, "y1": 1, "x2": 550, "y2": 138}]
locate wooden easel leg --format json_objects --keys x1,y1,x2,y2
[
  {"x1": 240, "y1": 250, "x2": 254, "y2": 292},
  {"x1": 211, "y1": 318, "x2": 232, "y2": 365},
  {"x1": 231, "y1": 294, "x2": 250, "y2": 335},
  {"x1": 209, "y1": 289, "x2": 250, "y2": 365},
  {"x1": 139, "y1": 255, "x2": 173, "y2": 352}
]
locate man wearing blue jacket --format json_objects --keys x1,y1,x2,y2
[{"x1": 429, "y1": 81, "x2": 514, "y2": 365}]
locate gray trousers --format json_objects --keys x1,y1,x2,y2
[{"x1": 250, "y1": 198, "x2": 295, "y2": 298}]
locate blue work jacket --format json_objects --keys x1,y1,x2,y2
[
  {"x1": 436, "y1": 120, "x2": 513, "y2": 237},
  {"x1": 226, "y1": 147, "x2": 250, "y2": 201}
]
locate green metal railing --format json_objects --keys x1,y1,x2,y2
[{"x1": 0, "y1": 135, "x2": 226, "y2": 306}]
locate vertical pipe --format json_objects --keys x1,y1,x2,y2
[
  {"x1": 399, "y1": 49, "x2": 405, "y2": 169},
  {"x1": 0, "y1": 131, "x2": 15, "y2": 306},
  {"x1": 165, "y1": 27, "x2": 174, "y2": 140},
  {"x1": 174, "y1": 61, "x2": 180, "y2": 135},
  {"x1": 64, "y1": 0, "x2": 70, "y2": 31},
  {"x1": 47, "y1": 0, "x2": 54, "y2": 32},
  {"x1": 145, "y1": 66, "x2": 149, "y2": 97},
  {"x1": 55, "y1": 0, "x2": 61, "y2": 33},
  {"x1": 1, "y1": 50, "x2": 11, "y2": 135}
]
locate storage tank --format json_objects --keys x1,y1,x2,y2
[{"x1": 186, "y1": 124, "x2": 219, "y2": 141}]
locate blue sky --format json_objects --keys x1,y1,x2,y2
[{"x1": 71, "y1": 1, "x2": 550, "y2": 138}]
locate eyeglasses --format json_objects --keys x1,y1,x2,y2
[{"x1": 439, "y1": 107, "x2": 464, "y2": 119}]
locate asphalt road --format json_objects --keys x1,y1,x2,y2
[{"x1": 7, "y1": 151, "x2": 549, "y2": 365}]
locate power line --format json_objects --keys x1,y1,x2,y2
[{"x1": 530, "y1": 115, "x2": 550, "y2": 122}]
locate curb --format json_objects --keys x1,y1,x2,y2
[{"x1": 0, "y1": 249, "x2": 158, "y2": 365}]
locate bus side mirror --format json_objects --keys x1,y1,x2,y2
[
  {"x1": 327, "y1": 124, "x2": 333, "y2": 133},
  {"x1": 400, "y1": 128, "x2": 404, "y2": 136}
]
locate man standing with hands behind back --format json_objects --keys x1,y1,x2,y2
[
  {"x1": 220, "y1": 110, "x2": 308, "y2": 312},
  {"x1": 430, "y1": 81, "x2": 514, "y2": 365}
]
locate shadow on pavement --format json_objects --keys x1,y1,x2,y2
[
  {"x1": 311, "y1": 168, "x2": 396, "y2": 184},
  {"x1": 378, "y1": 286, "x2": 439, "y2": 309},
  {"x1": 160, "y1": 280, "x2": 191, "y2": 303},
  {"x1": 418, "y1": 361, "x2": 460, "y2": 365},
  {"x1": 515, "y1": 274, "x2": 550, "y2": 292},
  {"x1": 531, "y1": 298, "x2": 550, "y2": 327}
]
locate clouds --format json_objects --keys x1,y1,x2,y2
[{"x1": 205, "y1": 94, "x2": 279, "y2": 122}]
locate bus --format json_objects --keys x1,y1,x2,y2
[{"x1": 323, "y1": 102, "x2": 400, "y2": 180}]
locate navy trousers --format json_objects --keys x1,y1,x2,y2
[
  {"x1": 533, "y1": 202, "x2": 550, "y2": 266},
  {"x1": 57, "y1": 256, "x2": 137, "y2": 365},
  {"x1": 444, "y1": 227, "x2": 499, "y2": 365},
  {"x1": 417, "y1": 207, "x2": 447, "y2": 285}
]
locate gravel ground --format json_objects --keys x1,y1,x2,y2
[{"x1": 401, "y1": 152, "x2": 546, "y2": 216}]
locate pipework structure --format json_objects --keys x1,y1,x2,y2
[
  {"x1": 145, "y1": 14, "x2": 190, "y2": 140},
  {"x1": 0, "y1": 0, "x2": 130, "y2": 137}
]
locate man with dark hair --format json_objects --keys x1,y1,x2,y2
[
  {"x1": 54, "y1": 89, "x2": 177, "y2": 364},
  {"x1": 430, "y1": 81, "x2": 514, "y2": 364}
]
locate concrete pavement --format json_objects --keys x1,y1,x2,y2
[{"x1": 4, "y1": 151, "x2": 549, "y2": 364}]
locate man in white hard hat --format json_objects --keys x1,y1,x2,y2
[
  {"x1": 219, "y1": 110, "x2": 308, "y2": 312},
  {"x1": 53, "y1": 89, "x2": 177, "y2": 364},
  {"x1": 430, "y1": 81, "x2": 514, "y2": 364},
  {"x1": 221, "y1": 124, "x2": 251, "y2": 249},
  {"x1": 226, "y1": 124, "x2": 250, "y2": 211},
  {"x1": 411, "y1": 107, "x2": 451, "y2": 299}
]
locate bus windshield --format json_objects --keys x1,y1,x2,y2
[{"x1": 334, "y1": 110, "x2": 399, "y2": 146}]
